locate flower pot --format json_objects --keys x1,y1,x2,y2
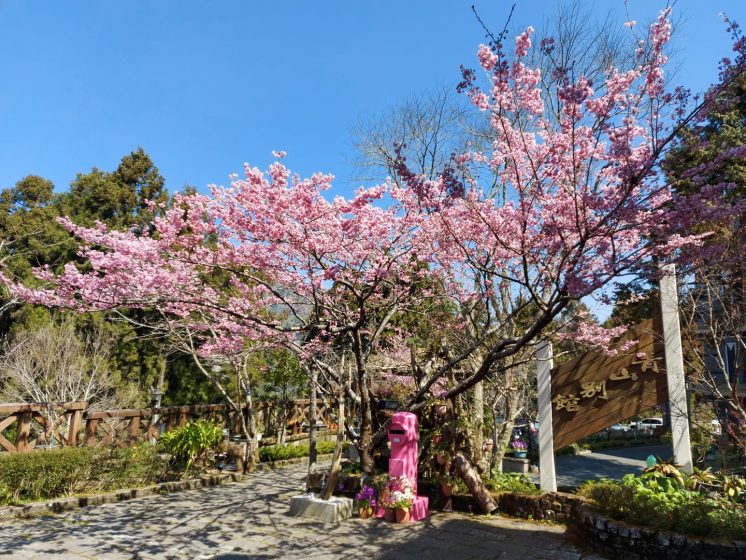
[
  {"x1": 384, "y1": 507, "x2": 396, "y2": 522},
  {"x1": 395, "y1": 508, "x2": 410, "y2": 523},
  {"x1": 440, "y1": 483, "x2": 453, "y2": 497},
  {"x1": 513, "y1": 451, "x2": 527, "y2": 458},
  {"x1": 358, "y1": 507, "x2": 372, "y2": 519}
]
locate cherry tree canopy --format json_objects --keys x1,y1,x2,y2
[{"x1": 6, "y1": 9, "x2": 745, "y2": 404}]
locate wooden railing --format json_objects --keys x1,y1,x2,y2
[
  {"x1": 0, "y1": 399, "x2": 337, "y2": 453},
  {"x1": 0, "y1": 402, "x2": 86, "y2": 452}
]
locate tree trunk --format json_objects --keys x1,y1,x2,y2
[
  {"x1": 473, "y1": 380, "x2": 485, "y2": 471},
  {"x1": 319, "y1": 395, "x2": 346, "y2": 500},
  {"x1": 492, "y1": 372, "x2": 518, "y2": 472},
  {"x1": 352, "y1": 331, "x2": 374, "y2": 474},
  {"x1": 307, "y1": 366, "x2": 318, "y2": 488},
  {"x1": 453, "y1": 451, "x2": 498, "y2": 514},
  {"x1": 278, "y1": 386, "x2": 288, "y2": 445},
  {"x1": 241, "y1": 378, "x2": 259, "y2": 473}
]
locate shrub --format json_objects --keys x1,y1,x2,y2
[
  {"x1": 0, "y1": 445, "x2": 169, "y2": 505},
  {"x1": 0, "y1": 447, "x2": 95, "y2": 504},
  {"x1": 160, "y1": 420, "x2": 223, "y2": 475},
  {"x1": 578, "y1": 479, "x2": 633, "y2": 518},
  {"x1": 487, "y1": 471, "x2": 539, "y2": 495},
  {"x1": 580, "y1": 472, "x2": 746, "y2": 541},
  {"x1": 95, "y1": 444, "x2": 169, "y2": 490}
]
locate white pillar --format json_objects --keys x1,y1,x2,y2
[
  {"x1": 536, "y1": 340, "x2": 557, "y2": 492},
  {"x1": 659, "y1": 262, "x2": 693, "y2": 472}
]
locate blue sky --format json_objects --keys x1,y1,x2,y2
[{"x1": 0, "y1": 0, "x2": 744, "y2": 198}]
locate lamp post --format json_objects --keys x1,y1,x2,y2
[
  {"x1": 150, "y1": 387, "x2": 163, "y2": 444},
  {"x1": 150, "y1": 387, "x2": 163, "y2": 409}
]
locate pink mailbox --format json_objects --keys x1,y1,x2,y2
[{"x1": 379, "y1": 411, "x2": 429, "y2": 521}]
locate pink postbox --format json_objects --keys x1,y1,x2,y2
[{"x1": 377, "y1": 411, "x2": 429, "y2": 521}]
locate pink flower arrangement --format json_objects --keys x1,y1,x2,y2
[{"x1": 376, "y1": 475, "x2": 415, "y2": 510}]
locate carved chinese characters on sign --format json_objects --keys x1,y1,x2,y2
[
  {"x1": 550, "y1": 317, "x2": 669, "y2": 451},
  {"x1": 552, "y1": 356, "x2": 663, "y2": 413}
]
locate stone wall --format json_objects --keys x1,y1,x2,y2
[
  {"x1": 572, "y1": 505, "x2": 746, "y2": 560},
  {"x1": 495, "y1": 491, "x2": 586, "y2": 524}
]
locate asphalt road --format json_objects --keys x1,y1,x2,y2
[{"x1": 539, "y1": 444, "x2": 674, "y2": 488}]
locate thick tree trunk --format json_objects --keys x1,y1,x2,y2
[
  {"x1": 453, "y1": 451, "x2": 498, "y2": 514},
  {"x1": 319, "y1": 396, "x2": 346, "y2": 500}
]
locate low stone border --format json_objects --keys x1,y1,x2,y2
[
  {"x1": 572, "y1": 504, "x2": 746, "y2": 560},
  {"x1": 0, "y1": 453, "x2": 333, "y2": 521},
  {"x1": 493, "y1": 491, "x2": 586, "y2": 524}
]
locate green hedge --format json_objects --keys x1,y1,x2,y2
[
  {"x1": 0, "y1": 445, "x2": 168, "y2": 505},
  {"x1": 259, "y1": 441, "x2": 342, "y2": 463},
  {"x1": 579, "y1": 478, "x2": 746, "y2": 541}
]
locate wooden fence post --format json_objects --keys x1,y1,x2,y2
[
  {"x1": 68, "y1": 408, "x2": 84, "y2": 447},
  {"x1": 85, "y1": 418, "x2": 100, "y2": 447},
  {"x1": 15, "y1": 412, "x2": 32, "y2": 452},
  {"x1": 128, "y1": 416, "x2": 141, "y2": 445}
]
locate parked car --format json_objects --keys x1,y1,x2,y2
[
  {"x1": 609, "y1": 423, "x2": 631, "y2": 433},
  {"x1": 635, "y1": 418, "x2": 664, "y2": 432}
]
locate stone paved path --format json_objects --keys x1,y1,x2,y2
[{"x1": 0, "y1": 463, "x2": 608, "y2": 559}]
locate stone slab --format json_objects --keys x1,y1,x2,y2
[{"x1": 288, "y1": 495, "x2": 353, "y2": 523}]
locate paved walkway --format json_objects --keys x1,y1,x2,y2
[{"x1": 0, "y1": 463, "x2": 607, "y2": 560}]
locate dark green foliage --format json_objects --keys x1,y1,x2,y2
[
  {"x1": 0, "y1": 150, "x2": 208, "y2": 407},
  {"x1": 664, "y1": 73, "x2": 746, "y2": 201},
  {"x1": 64, "y1": 148, "x2": 167, "y2": 228},
  {"x1": 163, "y1": 352, "x2": 223, "y2": 406},
  {"x1": 0, "y1": 445, "x2": 168, "y2": 505},
  {"x1": 258, "y1": 441, "x2": 340, "y2": 463}
]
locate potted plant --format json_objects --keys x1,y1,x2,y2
[
  {"x1": 510, "y1": 437, "x2": 528, "y2": 458},
  {"x1": 378, "y1": 475, "x2": 415, "y2": 523},
  {"x1": 483, "y1": 438, "x2": 494, "y2": 454},
  {"x1": 438, "y1": 462, "x2": 458, "y2": 497},
  {"x1": 354, "y1": 484, "x2": 377, "y2": 519}
]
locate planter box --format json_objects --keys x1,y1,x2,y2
[{"x1": 502, "y1": 456, "x2": 531, "y2": 474}]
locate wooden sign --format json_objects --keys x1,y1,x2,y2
[{"x1": 550, "y1": 314, "x2": 668, "y2": 450}]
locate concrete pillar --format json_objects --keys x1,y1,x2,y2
[{"x1": 536, "y1": 340, "x2": 557, "y2": 492}]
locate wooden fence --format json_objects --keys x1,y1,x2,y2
[{"x1": 0, "y1": 399, "x2": 337, "y2": 453}]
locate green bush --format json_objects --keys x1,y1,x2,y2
[
  {"x1": 259, "y1": 441, "x2": 340, "y2": 463},
  {"x1": 0, "y1": 447, "x2": 95, "y2": 504},
  {"x1": 0, "y1": 445, "x2": 169, "y2": 505},
  {"x1": 580, "y1": 472, "x2": 746, "y2": 540},
  {"x1": 486, "y1": 471, "x2": 539, "y2": 495},
  {"x1": 95, "y1": 444, "x2": 169, "y2": 489},
  {"x1": 160, "y1": 420, "x2": 223, "y2": 474}
]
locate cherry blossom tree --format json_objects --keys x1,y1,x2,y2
[
  {"x1": 5, "y1": 8, "x2": 745, "y2": 492},
  {"x1": 387, "y1": 8, "x2": 746, "y2": 411},
  {"x1": 7, "y1": 158, "x2": 426, "y2": 474}
]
